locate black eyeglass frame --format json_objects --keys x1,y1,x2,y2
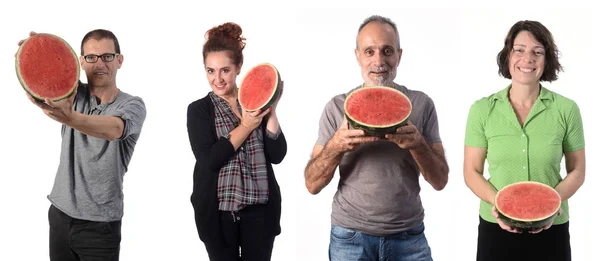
[{"x1": 83, "y1": 53, "x2": 120, "y2": 63}]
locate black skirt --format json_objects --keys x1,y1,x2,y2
[{"x1": 476, "y1": 216, "x2": 571, "y2": 261}]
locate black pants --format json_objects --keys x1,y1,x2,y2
[
  {"x1": 205, "y1": 204, "x2": 276, "y2": 261},
  {"x1": 476, "y1": 216, "x2": 571, "y2": 261},
  {"x1": 48, "y1": 204, "x2": 122, "y2": 261}
]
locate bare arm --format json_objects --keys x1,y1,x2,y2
[
  {"x1": 66, "y1": 113, "x2": 125, "y2": 141},
  {"x1": 304, "y1": 118, "x2": 378, "y2": 195},
  {"x1": 463, "y1": 145, "x2": 497, "y2": 205},
  {"x1": 554, "y1": 149, "x2": 585, "y2": 201},
  {"x1": 35, "y1": 92, "x2": 145, "y2": 142},
  {"x1": 228, "y1": 124, "x2": 253, "y2": 151},
  {"x1": 263, "y1": 112, "x2": 287, "y2": 165},
  {"x1": 304, "y1": 144, "x2": 343, "y2": 195},
  {"x1": 229, "y1": 108, "x2": 271, "y2": 151},
  {"x1": 385, "y1": 122, "x2": 448, "y2": 191},
  {"x1": 266, "y1": 111, "x2": 280, "y2": 134},
  {"x1": 410, "y1": 142, "x2": 449, "y2": 191},
  {"x1": 27, "y1": 90, "x2": 127, "y2": 140}
]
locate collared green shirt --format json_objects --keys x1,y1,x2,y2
[{"x1": 465, "y1": 85, "x2": 585, "y2": 225}]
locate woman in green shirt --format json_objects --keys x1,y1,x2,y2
[{"x1": 463, "y1": 20, "x2": 586, "y2": 261}]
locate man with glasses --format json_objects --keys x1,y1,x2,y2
[{"x1": 18, "y1": 29, "x2": 146, "y2": 261}]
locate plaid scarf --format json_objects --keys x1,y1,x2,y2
[{"x1": 209, "y1": 92, "x2": 269, "y2": 211}]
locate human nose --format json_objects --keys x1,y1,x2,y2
[
  {"x1": 372, "y1": 51, "x2": 385, "y2": 66},
  {"x1": 524, "y1": 51, "x2": 537, "y2": 63},
  {"x1": 215, "y1": 71, "x2": 224, "y2": 82},
  {"x1": 92, "y1": 58, "x2": 107, "y2": 69}
]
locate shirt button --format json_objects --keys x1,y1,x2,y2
[
  {"x1": 522, "y1": 133, "x2": 525, "y2": 137},
  {"x1": 522, "y1": 149, "x2": 526, "y2": 152},
  {"x1": 522, "y1": 166, "x2": 526, "y2": 169}
]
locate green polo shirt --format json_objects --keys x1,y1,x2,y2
[{"x1": 465, "y1": 85, "x2": 585, "y2": 225}]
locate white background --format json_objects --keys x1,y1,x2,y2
[{"x1": 1, "y1": 1, "x2": 597, "y2": 260}]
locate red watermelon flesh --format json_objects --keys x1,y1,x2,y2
[
  {"x1": 238, "y1": 63, "x2": 282, "y2": 112},
  {"x1": 345, "y1": 87, "x2": 411, "y2": 127},
  {"x1": 496, "y1": 182, "x2": 561, "y2": 220},
  {"x1": 15, "y1": 33, "x2": 80, "y2": 101}
]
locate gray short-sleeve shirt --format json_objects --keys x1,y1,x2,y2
[
  {"x1": 316, "y1": 84, "x2": 441, "y2": 236},
  {"x1": 47, "y1": 82, "x2": 147, "y2": 222}
]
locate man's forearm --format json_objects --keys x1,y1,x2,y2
[
  {"x1": 304, "y1": 145, "x2": 343, "y2": 195},
  {"x1": 410, "y1": 141, "x2": 449, "y2": 191},
  {"x1": 67, "y1": 112, "x2": 125, "y2": 141}
]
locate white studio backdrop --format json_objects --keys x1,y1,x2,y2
[{"x1": 0, "y1": 1, "x2": 597, "y2": 261}]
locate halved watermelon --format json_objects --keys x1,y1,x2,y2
[
  {"x1": 495, "y1": 181, "x2": 562, "y2": 231},
  {"x1": 238, "y1": 63, "x2": 282, "y2": 112},
  {"x1": 15, "y1": 33, "x2": 80, "y2": 102},
  {"x1": 344, "y1": 86, "x2": 412, "y2": 137}
]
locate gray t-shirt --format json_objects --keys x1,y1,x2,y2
[
  {"x1": 47, "y1": 82, "x2": 146, "y2": 222},
  {"x1": 316, "y1": 84, "x2": 441, "y2": 236}
]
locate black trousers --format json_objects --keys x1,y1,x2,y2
[
  {"x1": 476, "y1": 216, "x2": 571, "y2": 261},
  {"x1": 205, "y1": 204, "x2": 276, "y2": 261},
  {"x1": 48, "y1": 204, "x2": 122, "y2": 261}
]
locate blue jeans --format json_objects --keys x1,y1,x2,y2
[{"x1": 329, "y1": 222, "x2": 433, "y2": 261}]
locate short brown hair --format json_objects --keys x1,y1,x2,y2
[
  {"x1": 202, "y1": 22, "x2": 246, "y2": 66},
  {"x1": 80, "y1": 29, "x2": 121, "y2": 55},
  {"x1": 496, "y1": 20, "x2": 563, "y2": 82}
]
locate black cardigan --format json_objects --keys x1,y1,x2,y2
[{"x1": 186, "y1": 93, "x2": 287, "y2": 246}]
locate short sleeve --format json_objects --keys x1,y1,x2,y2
[
  {"x1": 112, "y1": 96, "x2": 147, "y2": 141},
  {"x1": 563, "y1": 102, "x2": 585, "y2": 152},
  {"x1": 465, "y1": 100, "x2": 488, "y2": 148},
  {"x1": 420, "y1": 96, "x2": 442, "y2": 144},
  {"x1": 315, "y1": 98, "x2": 341, "y2": 146}
]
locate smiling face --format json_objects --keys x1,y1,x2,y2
[
  {"x1": 355, "y1": 21, "x2": 402, "y2": 87},
  {"x1": 204, "y1": 50, "x2": 241, "y2": 97},
  {"x1": 79, "y1": 38, "x2": 123, "y2": 88},
  {"x1": 508, "y1": 31, "x2": 546, "y2": 86}
]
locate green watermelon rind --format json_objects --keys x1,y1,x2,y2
[
  {"x1": 15, "y1": 33, "x2": 80, "y2": 102},
  {"x1": 344, "y1": 86, "x2": 412, "y2": 138},
  {"x1": 238, "y1": 62, "x2": 282, "y2": 113},
  {"x1": 495, "y1": 181, "x2": 562, "y2": 231}
]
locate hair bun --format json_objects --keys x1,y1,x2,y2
[
  {"x1": 219, "y1": 23, "x2": 243, "y2": 39},
  {"x1": 202, "y1": 22, "x2": 246, "y2": 65},
  {"x1": 206, "y1": 22, "x2": 245, "y2": 49}
]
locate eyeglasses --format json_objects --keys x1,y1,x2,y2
[{"x1": 83, "y1": 53, "x2": 120, "y2": 63}]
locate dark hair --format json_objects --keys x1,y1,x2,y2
[
  {"x1": 202, "y1": 22, "x2": 246, "y2": 66},
  {"x1": 497, "y1": 20, "x2": 563, "y2": 82},
  {"x1": 356, "y1": 15, "x2": 401, "y2": 50},
  {"x1": 80, "y1": 29, "x2": 121, "y2": 55}
]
